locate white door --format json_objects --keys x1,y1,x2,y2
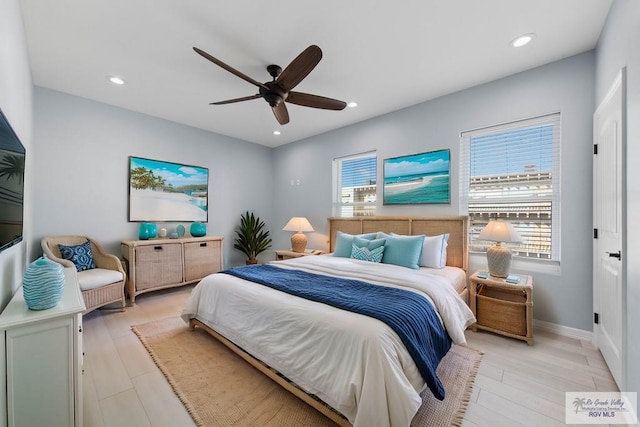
[{"x1": 593, "y1": 69, "x2": 625, "y2": 389}]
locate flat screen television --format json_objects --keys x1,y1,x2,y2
[{"x1": 0, "y1": 108, "x2": 26, "y2": 253}]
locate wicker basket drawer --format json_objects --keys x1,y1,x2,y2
[
  {"x1": 135, "y1": 243, "x2": 183, "y2": 290},
  {"x1": 183, "y1": 240, "x2": 222, "y2": 282},
  {"x1": 476, "y1": 293, "x2": 526, "y2": 336}
]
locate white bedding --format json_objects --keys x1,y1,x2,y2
[{"x1": 181, "y1": 255, "x2": 475, "y2": 427}]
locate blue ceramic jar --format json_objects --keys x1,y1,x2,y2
[{"x1": 23, "y1": 256, "x2": 65, "y2": 310}]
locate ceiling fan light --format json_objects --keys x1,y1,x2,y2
[
  {"x1": 347, "y1": 102, "x2": 358, "y2": 108},
  {"x1": 273, "y1": 130, "x2": 281, "y2": 135},
  {"x1": 510, "y1": 33, "x2": 536, "y2": 48},
  {"x1": 108, "y1": 76, "x2": 125, "y2": 85}
]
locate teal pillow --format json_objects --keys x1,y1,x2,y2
[
  {"x1": 351, "y1": 243, "x2": 385, "y2": 263},
  {"x1": 333, "y1": 231, "x2": 377, "y2": 258},
  {"x1": 376, "y1": 232, "x2": 425, "y2": 269}
]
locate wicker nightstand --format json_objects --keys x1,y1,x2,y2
[
  {"x1": 275, "y1": 249, "x2": 324, "y2": 261},
  {"x1": 469, "y1": 271, "x2": 534, "y2": 345}
]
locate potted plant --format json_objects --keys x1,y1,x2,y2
[{"x1": 233, "y1": 211, "x2": 272, "y2": 264}]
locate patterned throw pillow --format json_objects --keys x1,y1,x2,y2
[
  {"x1": 58, "y1": 240, "x2": 97, "y2": 271},
  {"x1": 350, "y1": 243, "x2": 385, "y2": 263}
]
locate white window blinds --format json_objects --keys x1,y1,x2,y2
[
  {"x1": 333, "y1": 151, "x2": 377, "y2": 217},
  {"x1": 460, "y1": 113, "x2": 561, "y2": 261}
]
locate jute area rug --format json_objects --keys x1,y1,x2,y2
[{"x1": 132, "y1": 317, "x2": 483, "y2": 427}]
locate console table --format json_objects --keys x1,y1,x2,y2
[
  {"x1": 121, "y1": 236, "x2": 223, "y2": 303},
  {"x1": 0, "y1": 268, "x2": 85, "y2": 427}
]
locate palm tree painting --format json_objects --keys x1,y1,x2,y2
[{"x1": 128, "y1": 156, "x2": 208, "y2": 222}]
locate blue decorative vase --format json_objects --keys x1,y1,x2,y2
[
  {"x1": 139, "y1": 223, "x2": 157, "y2": 240},
  {"x1": 190, "y1": 222, "x2": 206, "y2": 237},
  {"x1": 139, "y1": 224, "x2": 150, "y2": 240},
  {"x1": 23, "y1": 256, "x2": 65, "y2": 310}
]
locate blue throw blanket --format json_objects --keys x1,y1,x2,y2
[{"x1": 221, "y1": 264, "x2": 452, "y2": 400}]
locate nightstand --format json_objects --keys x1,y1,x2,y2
[
  {"x1": 469, "y1": 271, "x2": 534, "y2": 345},
  {"x1": 275, "y1": 249, "x2": 324, "y2": 261}
]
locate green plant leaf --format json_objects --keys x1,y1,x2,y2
[{"x1": 233, "y1": 211, "x2": 272, "y2": 261}]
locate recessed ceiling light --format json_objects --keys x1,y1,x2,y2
[
  {"x1": 510, "y1": 33, "x2": 536, "y2": 48},
  {"x1": 273, "y1": 130, "x2": 281, "y2": 135},
  {"x1": 347, "y1": 102, "x2": 358, "y2": 108},
  {"x1": 108, "y1": 76, "x2": 125, "y2": 85}
]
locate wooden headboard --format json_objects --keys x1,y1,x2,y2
[{"x1": 327, "y1": 216, "x2": 468, "y2": 271}]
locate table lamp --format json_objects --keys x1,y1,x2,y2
[
  {"x1": 478, "y1": 219, "x2": 522, "y2": 278},
  {"x1": 283, "y1": 217, "x2": 314, "y2": 253}
]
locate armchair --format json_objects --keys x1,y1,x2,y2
[{"x1": 42, "y1": 235, "x2": 126, "y2": 314}]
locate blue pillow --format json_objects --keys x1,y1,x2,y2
[
  {"x1": 58, "y1": 240, "x2": 97, "y2": 271},
  {"x1": 376, "y1": 232, "x2": 425, "y2": 269},
  {"x1": 351, "y1": 243, "x2": 385, "y2": 263},
  {"x1": 333, "y1": 231, "x2": 377, "y2": 258}
]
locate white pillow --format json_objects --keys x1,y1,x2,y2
[{"x1": 419, "y1": 234, "x2": 449, "y2": 268}]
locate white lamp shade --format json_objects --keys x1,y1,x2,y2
[
  {"x1": 282, "y1": 217, "x2": 314, "y2": 233},
  {"x1": 478, "y1": 220, "x2": 521, "y2": 278},
  {"x1": 283, "y1": 217, "x2": 313, "y2": 253},
  {"x1": 478, "y1": 220, "x2": 522, "y2": 243}
]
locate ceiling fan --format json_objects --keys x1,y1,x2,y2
[{"x1": 193, "y1": 45, "x2": 346, "y2": 125}]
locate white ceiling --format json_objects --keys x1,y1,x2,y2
[{"x1": 19, "y1": 0, "x2": 612, "y2": 148}]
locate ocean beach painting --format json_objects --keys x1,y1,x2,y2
[
  {"x1": 383, "y1": 149, "x2": 450, "y2": 205},
  {"x1": 129, "y1": 157, "x2": 208, "y2": 222}
]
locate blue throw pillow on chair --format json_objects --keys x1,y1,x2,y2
[{"x1": 58, "y1": 240, "x2": 97, "y2": 271}]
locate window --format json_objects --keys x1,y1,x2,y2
[
  {"x1": 460, "y1": 113, "x2": 561, "y2": 261},
  {"x1": 333, "y1": 151, "x2": 377, "y2": 217}
]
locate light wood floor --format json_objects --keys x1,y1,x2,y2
[{"x1": 83, "y1": 285, "x2": 619, "y2": 427}]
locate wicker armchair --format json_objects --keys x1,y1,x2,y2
[{"x1": 42, "y1": 236, "x2": 126, "y2": 314}]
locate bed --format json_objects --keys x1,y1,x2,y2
[{"x1": 181, "y1": 216, "x2": 475, "y2": 427}]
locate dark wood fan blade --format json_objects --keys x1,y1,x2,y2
[
  {"x1": 287, "y1": 92, "x2": 347, "y2": 110},
  {"x1": 210, "y1": 94, "x2": 261, "y2": 105},
  {"x1": 276, "y1": 45, "x2": 322, "y2": 91},
  {"x1": 193, "y1": 47, "x2": 268, "y2": 91},
  {"x1": 272, "y1": 103, "x2": 290, "y2": 125}
]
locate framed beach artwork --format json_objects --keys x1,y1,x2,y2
[
  {"x1": 383, "y1": 149, "x2": 450, "y2": 205},
  {"x1": 128, "y1": 156, "x2": 208, "y2": 222}
]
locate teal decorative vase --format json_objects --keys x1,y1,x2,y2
[
  {"x1": 139, "y1": 223, "x2": 157, "y2": 240},
  {"x1": 147, "y1": 223, "x2": 157, "y2": 238},
  {"x1": 139, "y1": 224, "x2": 150, "y2": 240},
  {"x1": 23, "y1": 256, "x2": 65, "y2": 310},
  {"x1": 190, "y1": 222, "x2": 206, "y2": 237}
]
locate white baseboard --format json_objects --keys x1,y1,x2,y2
[{"x1": 534, "y1": 319, "x2": 593, "y2": 342}]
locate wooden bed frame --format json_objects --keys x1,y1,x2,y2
[{"x1": 189, "y1": 216, "x2": 469, "y2": 426}]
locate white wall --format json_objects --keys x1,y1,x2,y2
[
  {"x1": 595, "y1": 0, "x2": 640, "y2": 394},
  {"x1": 0, "y1": 0, "x2": 33, "y2": 310},
  {"x1": 273, "y1": 52, "x2": 596, "y2": 332},
  {"x1": 32, "y1": 87, "x2": 274, "y2": 267}
]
